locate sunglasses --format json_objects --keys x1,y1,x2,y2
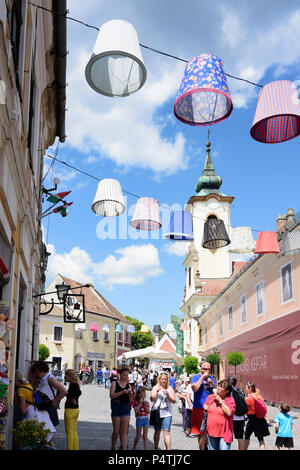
[{"x1": 201, "y1": 367, "x2": 211, "y2": 371}]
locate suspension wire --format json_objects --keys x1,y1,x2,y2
[
  {"x1": 44, "y1": 153, "x2": 264, "y2": 232},
  {"x1": 29, "y1": 2, "x2": 263, "y2": 88}
]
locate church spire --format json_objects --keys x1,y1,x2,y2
[{"x1": 195, "y1": 136, "x2": 224, "y2": 196}]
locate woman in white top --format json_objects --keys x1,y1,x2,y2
[{"x1": 150, "y1": 373, "x2": 176, "y2": 450}]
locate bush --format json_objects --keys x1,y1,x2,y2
[
  {"x1": 184, "y1": 356, "x2": 199, "y2": 375},
  {"x1": 13, "y1": 419, "x2": 50, "y2": 448},
  {"x1": 39, "y1": 344, "x2": 50, "y2": 361}
]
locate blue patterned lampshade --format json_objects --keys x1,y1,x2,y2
[
  {"x1": 174, "y1": 54, "x2": 233, "y2": 126},
  {"x1": 115, "y1": 324, "x2": 123, "y2": 333},
  {"x1": 163, "y1": 211, "x2": 193, "y2": 240},
  {"x1": 127, "y1": 325, "x2": 135, "y2": 333}
]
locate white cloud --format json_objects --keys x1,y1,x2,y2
[
  {"x1": 163, "y1": 241, "x2": 190, "y2": 257},
  {"x1": 46, "y1": 243, "x2": 163, "y2": 290}
]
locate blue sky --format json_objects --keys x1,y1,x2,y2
[{"x1": 43, "y1": 0, "x2": 300, "y2": 329}]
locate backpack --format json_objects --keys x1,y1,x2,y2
[
  {"x1": 254, "y1": 397, "x2": 267, "y2": 419},
  {"x1": 18, "y1": 385, "x2": 51, "y2": 411},
  {"x1": 232, "y1": 388, "x2": 248, "y2": 416}
]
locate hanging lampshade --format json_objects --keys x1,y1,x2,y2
[
  {"x1": 75, "y1": 323, "x2": 86, "y2": 331},
  {"x1": 254, "y1": 231, "x2": 280, "y2": 254},
  {"x1": 102, "y1": 323, "x2": 110, "y2": 332},
  {"x1": 202, "y1": 217, "x2": 231, "y2": 249},
  {"x1": 140, "y1": 324, "x2": 151, "y2": 333},
  {"x1": 90, "y1": 322, "x2": 99, "y2": 332},
  {"x1": 127, "y1": 325, "x2": 135, "y2": 333},
  {"x1": 85, "y1": 19, "x2": 147, "y2": 97},
  {"x1": 163, "y1": 211, "x2": 193, "y2": 240},
  {"x1": 250, "y1": 80, "x2": 300, "y2": 143},
  {"x1": 130, "y1": 197, "x2": 161, "y2": 230},
  {"x1": 174, "y1": 54, "x2": 233, "y2": 126},
  {"x1": 281, "y1": 231, "x2": 300, "y2": 256},
  {"x1": 91, "y1": 179, "x2": 126, "y2": 217},
  {"x1": 115, "y1": 324, "x2": 123, "y2": 333},
  {"x1": 180, "y1": 321, "x2": 189, "y2": 331},
  {"x1": 166, "y1": 323, "x2": 175, "y2": 333},
  {"x1": 228, "y1": 227, "x2": 256, "y2": 253}
]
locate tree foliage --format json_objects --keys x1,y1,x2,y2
[
  {"x1": 205, "y1": 353, "x2": 221, "y2": 366},
  {"x1": 184, "y1": 356, "x2": 199, "y2": 375},
  {"x1": 39, "y1": 344, "x2": 50, "y2": 361},
  {"x1": 125, "y1": 315, "x2": 154, "y2": 350},
  {"x1": 226, "y1": 351, "x2": 245, "y2": 374}
]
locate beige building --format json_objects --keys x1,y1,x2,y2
[
  {"x1": 40, "y1": 274, "x2": 132, "y2": 371},
  {"x1": 0, "y1": 0, "x2": 66, "y2": 449}
]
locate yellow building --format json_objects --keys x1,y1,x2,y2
[{"x1": 40, "y1": 274, "x2": 132, "y2": 371}]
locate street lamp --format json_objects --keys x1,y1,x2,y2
[{"x1": 55, "y1": 282, "x2": 71, "y2": 302}]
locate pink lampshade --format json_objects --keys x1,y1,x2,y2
[
  {"x1": 130, "y1": 197, "x2": 161, "y2": 230},
  {"x1": 254, "y1": 231, "x2": 280, "y2": 254},
  {"x1": 250, "y1": 80, "x2": 300, "y2": 143},
  {"x1": 90, "y1": 322, "x2": 99, "y2": 332},
  {"x1": 180, "y1": 321, "x2": 189, "y2": 331}
]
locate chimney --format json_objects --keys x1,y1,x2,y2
[
  {"x1": 276, "y1": 214, "x2": 287, "y2": 233},
  {"x1": 276, "y1": 208, "x2": 295, "y2": 233}
]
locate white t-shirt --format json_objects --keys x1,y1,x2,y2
[
  {"x1": 153, "y1": 390, "x2": 172, "y2": 418},
  {"x1": 185, "y1": 384, "x2": 194, "y2": 410},
  {"x1": 38, "y1": 372, "x2": 56, "y2": 400}
]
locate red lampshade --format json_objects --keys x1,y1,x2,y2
[
  {"x1": 90, "y1": 322, "x2": 99, "y2": 332},
  {"x1": 254, "y1": 231, "x2": 280, "y2": 254}
]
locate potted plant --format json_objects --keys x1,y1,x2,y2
[{"x1": 13, "y1": 419, "x2": 55, "y2": 450}]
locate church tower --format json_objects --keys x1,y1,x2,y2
[{"x1": 181, "y1": 138, "x2": 235, "y2": 357}]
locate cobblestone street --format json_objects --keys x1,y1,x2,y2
[{"x1": 54, "y1": 383, "x2": 300, "y2": 451}]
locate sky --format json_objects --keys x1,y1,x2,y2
[{"x1": 43, "y1": 0, "x2": 300, "y2": 330}]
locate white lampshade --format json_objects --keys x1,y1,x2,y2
[
  {"x1": 228, "y1": 227, "x2": 256, "y2": 253},
  {"x1": 91, "y1": 178, "x2": 126, "y2": 217},
  {"x1": 102, "y1": 323, "x2": 110, "y2": 332},
  {"x1": 85, "y1": 19, "x2": 147, "y2": 97},
  {"x1": 130, "y1": 197, "x2": 161, "y2": 230},
  {"x1": 75, "y1": 323, "x2": 86, "y2": 331}
]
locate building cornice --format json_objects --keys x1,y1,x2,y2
[{"x1": 187, "y1": 194, "x2": 235, "y2": 206}]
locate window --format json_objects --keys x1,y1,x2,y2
[
  {"x1": 280, "y1": 262, "x2": 294, "y2": 304},
  {"x1": 9, "y1": 0, "x2": 23, "y2": 93},
  {"x1": 117, "y1": 332, "x2": 123, "y2": 345},
  {"x1": 53, "y1": 326, "x2": 63, "y2": 343},
  {"x1": 211, "y1": 320, "x2": 215, "y2": 341},
  {"x1": 256, "y1": 280, "x2": 266, "y2": 316},
  {"x1": 240, "y1": 294, "x2": 247, "y2": 324},
  {"x1": 104, "y1": 331, "x2": 110, "y2": 342},
  {"x1": 92, "y1": 330, "x2": 99, "y2": 341},
  {"x1": 204, "y1": 326, "x2": 208, "y2": 344},
  {"x1": 125, "y1": 331, "x2": 130, "y2": 344},
  {"x1": 228, "y1": 305, "x2": 234, "y2": 331},
  {"x1": 188, "y1": 267, "x2": 192, "y2": 287},
  {"x1": 218, "y1": 313, "x2": 223, "y2": 337},
  {"x1": 199, "y1": 328, "x2": 202, "y2": 345}
]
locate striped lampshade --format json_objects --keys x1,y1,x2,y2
[
  {"x1": 174, "y1": 54, "x2": 233, "y2": 126},
  {"x1": 250, "y1": 80, "x2": 300, "y2": 143},
  {"x1": 163, "y1": 211, "x2": 193, "y2": 240},
  {"x1": 91, "y1": 178, "x2": 126, "y2": 216},
  {"x1": 281, "y1": 231, "x2": 300, "y2": 256},
  {"x1": 130, "y1": 197, "x2": 161, "y2": 230},
  {"x1": 180, "y1": 321, "x2": 189, "y2": 331}
]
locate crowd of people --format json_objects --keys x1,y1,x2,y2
[
  {"x1": 13, "y1": 360, "x2": 295, "y2": 451},
  {"x1": 107, "y1": 362, "x2": 295, "y2": 451}
]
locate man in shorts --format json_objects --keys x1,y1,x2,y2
[{"x1": 191, "y1": 361, "x2": 216, "y2": 450}]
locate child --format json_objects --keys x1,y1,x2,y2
[
  {"x1": 274, "y1": 402, "x2": 294, "y2": 450},
  {"x1": 132, "y1": 387, "x2": 150, "y2": 450}
]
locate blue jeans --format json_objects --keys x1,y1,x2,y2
[{"x1": 207, "y1": 435, "x2": 231, "y2": 450}]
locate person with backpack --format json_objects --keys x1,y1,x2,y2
[
  {"x1": 15, "y1": 370, "x2": 56, "y2": 444},
  {"x1": 244, "y1": 382, "x2": 269, "y2": 450},
  {"x1": 228, "y1": 376, "x2": 248, "y2": 450}
]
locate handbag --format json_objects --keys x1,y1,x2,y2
[{"x1": 150, "y1": 395, "x2": 163, "y2": 426}]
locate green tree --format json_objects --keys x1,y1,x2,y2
[
  {"x1": 39, "y1": 344, "x2": 50, "y2": 361},
  {"x1": 184, "y1": 356, "x2": 199, "y2": 375},
  {"x1": 226, "y1": 351, "x2": 245, "y2": 375},
  {"x1": 205, "y1": 353, "x2": 221, "y2": 380},
  {"x1": 125, "y1": 315, "x2": 154, "y2": 350}
]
